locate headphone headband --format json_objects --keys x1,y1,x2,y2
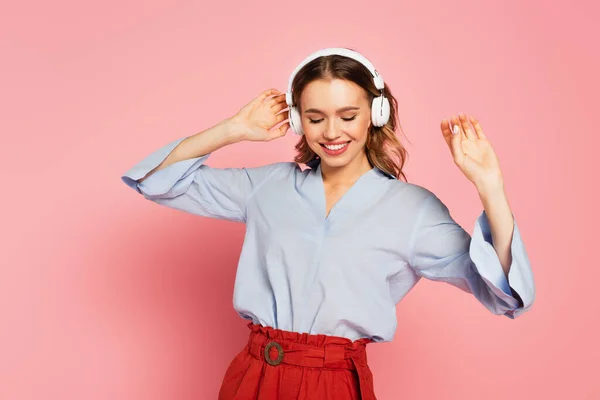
[{"x1": 285, "y1": 48, "x2": 385, "y2": 106}]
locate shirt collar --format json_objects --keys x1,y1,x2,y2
[{"x1": 306, "y1": 158, "x2": 397, "y2": 180}]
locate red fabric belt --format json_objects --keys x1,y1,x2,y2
[{"x1": 246, "y1": 323, "x2": 376, "y2": 400}]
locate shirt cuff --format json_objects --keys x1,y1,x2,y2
[
  {"x1": 121, "y1": 137, "x2": 210, "y2": 198},
  {"x1": 469, "y1": 210, "x2": 535, "y2": 317}
]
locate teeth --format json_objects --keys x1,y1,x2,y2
[{"x1": 324, "y1": 142, "x2": 349, "y2": 150}]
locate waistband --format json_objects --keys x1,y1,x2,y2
[{"x1": 246, "y1": 322, "x2": 376, "y2": 400}]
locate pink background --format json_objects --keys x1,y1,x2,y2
[{"x1": 1, "y1": 0, "x2": 598, "y2": 399}]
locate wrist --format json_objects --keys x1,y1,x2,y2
[
  {"x1": 223, "y1": 117, "x2": 248, "y2": 144},
  {"x1": 477, "y1": 181, "x2": 505, "y2": 203},
  {"x1": 475, "y1": 173, "x2": 504, "y2": 195}
]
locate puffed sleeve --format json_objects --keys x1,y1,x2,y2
[
  {"x1": 408, "y1": 194, "x2": 535, "y2": 318},
  {"x1": 121, "y1": 136, "x2": 285, "y2": 223}
]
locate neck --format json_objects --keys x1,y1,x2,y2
[{"x1": 320, "y1": 153, "x2": 373, "y2": 186}]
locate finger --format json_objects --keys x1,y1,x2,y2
[
  {"x1": 450, "y1": 115, "x2": 467, "y2": 141},
  {"x1": 440, "y1": 119, "x2": 453, "y2": 149},
  {"x1": 275, "y1": 112, "x2": 287, "y2": 124},
  {"x1": 440, "y1": 119, "x2": 452, "y2": 137},
  {"x1": 272, "y1": 101, "x2": 288, "y2": 114},
  {"x1": 266, "y1": 92, "x2": 287, "y2": 107},
  {"x1": 268, "y1": 121, "x2": 289, "y2": 140},
  {"x1": 459, "y1": 113, "x2": 476, "y2": 140},
  {"x1": 257, "y1": 88, "x2": 280, "y2": 103},
  {"x1": 468, "y1": 115, "x2": 486, "y2": 139},
  {"x1": 278, "y1": 121, "x2": 290, "y2": 136},
  {"x1": 274, "y1": 92, "x2": 288, "y2": 104},
  {"x1": 449, "y1": 123, "x2": 465, "y2": 166}
]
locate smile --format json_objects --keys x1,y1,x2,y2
[
  {"x1": 321, "y1": 141, "x2": 350, "y2": 150},
  {"x1": 320, "y1": 141, "x2": 351, "y2": 156}
]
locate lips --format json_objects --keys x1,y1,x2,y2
[
  {"x1": 321, "y1": 141, "x2": 350, "y2": 146},
  {"x1": 320, "y1": 141, "x2": 351, "y2": 156},
  {"x1": 320, "y1": 140, "x2": 351, "y2": 149}
]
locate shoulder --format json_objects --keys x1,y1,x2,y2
[
  {"x1": 384, "y1": 179, "x2": 455, "y2": 222},
  {"x1": 244, "y1": 161, "x2": 305, "y2": 187},
  {"x1": 256, "y1": 161, "x2": 303, "y2": 177},
  {"x1": 244, "y1": 161, "x2": 299, "y2": 177},
  {"x1": 381, "y1": 177, "x2": 438, "y2": 206}
]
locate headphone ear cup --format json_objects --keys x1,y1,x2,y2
[
  {"x1": 289, "y1": 106, "x2": 304, "y2": 135},
  {"x1": 371, "y1": 96, "x2": 390, "y2": 127}
]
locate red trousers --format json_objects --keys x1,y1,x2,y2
[{"x1": 218, "y1": 322, "x2": 377, "y2": 400}]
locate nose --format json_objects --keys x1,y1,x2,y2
[{"x1": 323, "y1": 119, "x2": 342, "y2": 140}]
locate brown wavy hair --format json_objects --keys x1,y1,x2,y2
[{"x1": 291, "y1": 48, "x2": 410, "y2": 181}]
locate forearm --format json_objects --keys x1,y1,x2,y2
[
  {"x1": 477, "y1": 180, "x2": 514, "y2": 278},
  {"x1": 138, "y1": 118, "x2": 245, "y2": 183}
]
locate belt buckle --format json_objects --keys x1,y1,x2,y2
[{"x1": 264, "y1": 341, "x2": 284, "y2": 366}]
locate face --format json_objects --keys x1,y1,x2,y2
[{"x1": 299, "y1": 78, "x2": 372, "y2": 171}]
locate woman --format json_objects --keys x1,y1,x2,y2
[{"x1": 121, "y1": 47, "x2": 535, "y2": 399}]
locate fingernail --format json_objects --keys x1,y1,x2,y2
[{"x1": 452, "y1": 124, "x2": 459, "y2": 135}]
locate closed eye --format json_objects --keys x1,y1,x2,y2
[{"x1": 308, "y1": 116, "x2": 357, "y2": 124}]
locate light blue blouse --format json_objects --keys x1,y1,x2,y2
[{"x1": 121, "y1": 136, "x2": 535, "y2": 342}]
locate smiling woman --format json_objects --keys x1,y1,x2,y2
[{"x1": 121, "y1": 47, "x2": 535, "y2": 400}]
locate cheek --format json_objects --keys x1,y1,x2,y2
[
  {"x1": 349, "y1": 119, "x2": 371, "y2": 141},
  {"x1": 302, "y1": 130, "x2": 322, "y2": 152},
  {"x1": 303, "y1": 127, "x2": 320, "y2": 142}
]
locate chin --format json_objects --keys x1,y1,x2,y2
[
  {"x1": 317, "y1": 152, "x2": 355, "y2": 169},
  {"x1": 319, "y1": 159, "x2": 347, "y2": 169}
]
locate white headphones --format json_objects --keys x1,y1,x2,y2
[{"x1": 285, "y1": 48, "x2": 390, "y2": 136}]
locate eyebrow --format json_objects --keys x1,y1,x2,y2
[{"x1": 304, "y1": 106, "x2": 360, "y2": 114}]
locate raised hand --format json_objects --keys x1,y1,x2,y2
[
  {"x1": 440, "y1": 114, "x2": 504, "y2": 190},
  {"x1": 230, "y1": 88, "x2": 290, "y2": 142}
]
